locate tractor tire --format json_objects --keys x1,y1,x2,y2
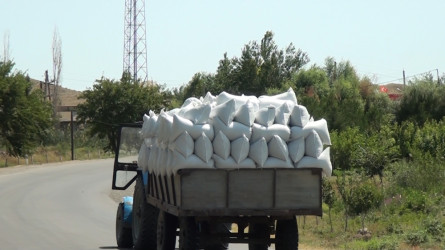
[
  {"x1": 275, "y1": 218, "x2": 299, "y2": 250},
  {"x1": 178, "y1": 216, "x2": 200, "y2": 250},
  {"x1": 248, "y1": 223, "x2": 270, "y2": 250},
  {"x1": 157, "y1": 210, "x2": 178, "y2": 250},
  {"x1": 116, "y1": 202, "x2": 133, "y2": 248},
  {"x1": 132, "y1": 176, "x2": 159, "y2": 250}
]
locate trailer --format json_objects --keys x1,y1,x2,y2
[{"x1": 112, "y1": 124, "x2": 322, "y2": 250}]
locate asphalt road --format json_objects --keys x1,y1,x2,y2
[{"x1": 0, "y1": 159, "x2": 260, "y2": 250}]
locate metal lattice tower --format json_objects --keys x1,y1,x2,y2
[{"x1": 123, "y1": 0, "x2": 148, "y2": 83}]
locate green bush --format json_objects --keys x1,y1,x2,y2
[
  {"x1": 402, "y1": 189, "x2": 429, "y2": 213},
  {"x1": 424, "y1": 218, "x2": 444, "y2": 242},
  {"x1": 405, "y1": 230, "x2": 428, "y2": 246},
  {"x1": 365, "y1": 237, "x2": 398, "y2": 250}
]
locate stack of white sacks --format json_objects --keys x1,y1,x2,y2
[{"x1": 139, "y1": 88, "x2": 332, "y2": 178}]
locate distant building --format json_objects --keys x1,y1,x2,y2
[{"x1": 379, "y1": 83, "x2": 404, "y2": 100}]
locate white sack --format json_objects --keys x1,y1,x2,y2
[
  {"x1": 182, "y1": 97, "x2": 202, "y2": 108},
  {"x1": 216, "y1": 91, "x2": 259, "y2": 110},
  {"x1": 157, "y1": 111, "x2": 174, "y2": 147},
  {"x1": 147, "y1": 145, "x2": 158, "y2": 173},
  {"x1": 203, "y1": 92, "x2": 217, "y2": 105},
  {"x1": 212, "y1": 117, "x2": 252, "y2": 141},
  {"x1": 213, "y1": 154, "x2": 256, "y2": 169},
  {"x1": 143, "y1": 113, "x2": 159, "y2": 138},
  {"x1": 195, "y1": 132, "x2": 213, "y2": 163},
  {"x1": 258, "y1": 88, "x2": 298, "y2": 109},
  {"x1": 296, "y1": 147, "x2": 332, "y2": 177},
  {"x1": 170, "y1": 151, "x2": 215, "y2": 175},
  {"x1": 275, "y1": 102, "x2": 292, "y2": 125},
  {"x1": 213, "y1": 130, "x2": 230, "y2": 160},
  {"x1": 303, "y1": 119, "x2": 331, "y2": 145},
  {"x1": 231, "y1": 135, "x2": 250, "y2": 164},
  {"x1": 288, "y1": 137, "x2": 305, "y2": 163},
  {"x1": 262, "y1": 156, "x2": 293, "y2": 168},
  {"x1": 178, "y1": 103, "x2": 211, "y2": 124},
  {"x1": 251, "y1": 123, "x2": 290, "y2": 142},
  {"x1": 157, "y1": 148, "x2": 172, "y2": 176},
  {"x1": 290, "y1": 105, "x2": 310, "y2": 127},
  {"x1": 170, "y1": 115, "x2": 214, "y2": 142},
  {"x1": 289, "y1": 126, "x2": 304, "y2": 140},
  {"x1": 210, "y1": 99, "x2": 236, "y2": 126},
  {"x1": 172, "y1": 131, "x2": 194, "y2": 158},
  {"x1": 249, "y1": 137, "x2": 268, "y2": 167},
  {"x1": 255, "y1": 107, "x2": 276, "y2": 127},
  {"x1": 234, "y1": 100, "x2": 256, "y2": 127},
  {"x1": 268, "y1": 135, "x2": 289, "y2": 161},
  {"x1": 138, "y1": 144, "x2": 150, "y2": 172},
  {"x1": 305, "y1": 130, "x2": 323, "y2": 158},
  {"x1": 289, "y1": 119, "x2": 331, "y2": 145}
]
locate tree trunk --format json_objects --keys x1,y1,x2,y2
[{"x1": 329, "y1": 208, "x2": 333, "y2": 233}]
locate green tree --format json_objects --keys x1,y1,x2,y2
[
  {"x1": 0, "y1": 61, "x2": 54, "y2": 156},
  {"x1": 396, "y1": 75, "x2": 445, "y2": 125},
  {"x1": 76, "y1": 74, "x2": 172, "y2": 152},
  {"x1": 322, "y1": 177, "x2": 337, "y2": 232},
  {"x1": 213, "y1": 31, "x2": 309, "y2": 96}
]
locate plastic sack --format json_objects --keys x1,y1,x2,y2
[
  {"x1": 210, "y1": 99, "x2": 236, "y2": 126},
  {"x1": 234, "y1": 100, "x2": 256, "y2": 127},
  {"x1": 289, "y1": 105, "x2": 310, "y2": 127},
  {"x1": 303, "y1": 119, "x2": 331, "y2": 145},
  {"x1": 195, "y1": 132, "x2": 213, "y2": 163},
  {"x1": 231, "y1": 134, "x2": 250, "y2": 164},
  {"x1": 170, "y1": 114, "x2": 214, "y2": 142},
  {"x1": 296, "y1": 147, "x2": 332, "y2": 177},
  {"x1": 288, "y1": 137, "x2": 305, "y2": 163},
  {"x1": 213, "y1": 130, "x2": 230, "y2": 160},
  {"x1": 268, "y1": 135, "x2": 289, "y2": 161},
  {"x1": 171, "y1": 131, "x2": 194, "y2": 158},
  {"x1": 216, "y1": 91, "x2": 259, "y2": 110},
  {"x1": 170, "y1": 151, "x2": 215, "y2": 175},
  {"x1": 305, "y1": 130, "x2": 323, "y2": 158},
  {"x1": 274, "y1": 102, "x2": 292, "y2": 125},
  {"x1": 249, "y1": 137, "x2": 268, "y2": 167},
  {"x1": 251, "y1": 123, "x2": 290, "y2": 142},
  {"x1": 255, "y1": 106, "x2": 276, "y2": 127},
  {"x1": 213, "y1": 154, "x2": 256, "y2": 169},
  {"x1": 262, "y1": 156, "x2": 293, "y2": 168},
  {"x1": 212, "y1": 117, "x2": 252, "y2": 141},
  {"x1": 178, "y1": 103, "x2": 211, "y2": 124}
]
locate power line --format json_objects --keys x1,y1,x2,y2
[{"x1": 377, "y1": 69, "x2": 440, "y2": 85}]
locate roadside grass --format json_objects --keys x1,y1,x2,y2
[
  {"x1": 299, "y1": 160, "x2": 445, "y2": 250},
  {"x1": 0, "y1": 146, "x2": 114, "y2": 168}
]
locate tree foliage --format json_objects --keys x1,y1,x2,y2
[
  {"x1": 0, "y1": 61, "x2": 54, "y2": 156},
  {"x1": 76, "y1": 73, "x2": 172, "y2": 152},
  {"x1": 178, "y1": 31, "x2": 309, "y2": 101},
  {"x1": 396, "y1": 75, "x2": 445, "y2": 125}
]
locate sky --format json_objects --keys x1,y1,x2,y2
[{"x1": 1, "y1": 0, "x2": 444, "y2": 91}]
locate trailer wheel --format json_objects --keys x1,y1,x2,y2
[
  {"x1": 157, "y1": 210, "x2": 178, "y2": 250},
  {"x1": 275, "y1": 218, "x2": 299, "y2": 250},
  {"x1": 179, "y1": 216, "x2": 199, "y2": 250},
  {"x1": 132, "y1": 177, "x2": 159, "y2": 250},
  {"x1": 116, "y1": 202, "x2": 133, "y2": 248},
  {"x1": 248, "y1": 223, "x2": 270, "y2": 250}
]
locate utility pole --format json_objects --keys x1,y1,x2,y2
[
  {"x1": 44, "y1": 70, "x2": 49, "y2": 101},
  {"x1": 403, "y1": 70, "x2": 406, "y2": 86},
  {"x1": 436, "y1": 69, "x2": 440, "y2": 85}
]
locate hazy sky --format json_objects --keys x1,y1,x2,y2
[{"x1": 1, "y1": 0, "x2": 444, "y2": 91}]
